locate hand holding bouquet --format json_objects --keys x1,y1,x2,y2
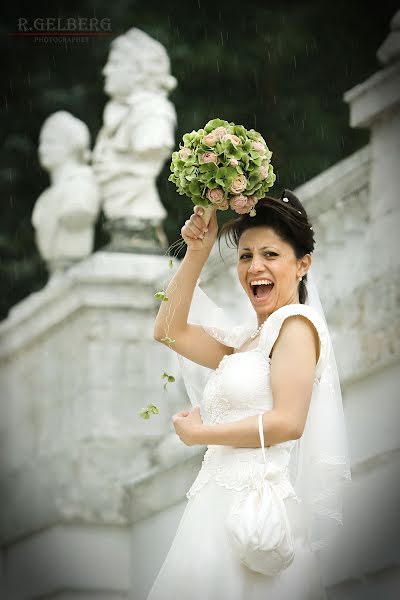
[
  {"x1": 180, "y1": 204, "x2": 218, "y2": 254},
  {"x1": 169, "y1": 118, "x2": 276, "y2": 224}
]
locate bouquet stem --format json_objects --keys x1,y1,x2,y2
[{"x1": 203, "y1": 205, "x2": 215, "y2": 226}]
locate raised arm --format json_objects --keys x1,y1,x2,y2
[{"x1": 154, "y1": 205, "x2": 234, "y2": 369}]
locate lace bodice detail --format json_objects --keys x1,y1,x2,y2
[{"x1": 186, "y1": 304, "x2": 330, "y2": 501}]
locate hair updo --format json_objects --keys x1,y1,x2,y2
[{"x1": 217, "y1": 189, "x2": 315, "y2": 304}]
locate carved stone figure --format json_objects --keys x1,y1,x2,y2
[
  {"x1": 92, "y1": 27, "x2": 177, "y2": 252},
  {"x1": 32, "y1": 111, "x2": 100, "y2": 274}
]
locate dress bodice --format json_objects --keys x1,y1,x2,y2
[
  {"x1": 186, "y1": 304, "x2": 330, "y2": 502},
  {"x1": 203, "y1": 347, "x2": 272, "y2": 425}
]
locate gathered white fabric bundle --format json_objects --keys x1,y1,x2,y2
[{"x1": 225, "y1": 414, "x2": 296, "y2": 576}]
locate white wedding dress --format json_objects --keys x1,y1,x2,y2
[{"x1": 146, "y1": 304, "x2": 329, "y2": 600}]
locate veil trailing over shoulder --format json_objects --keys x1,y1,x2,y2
[{"x1": 177, "y1": 267, "x2": 352, "y2": 554}]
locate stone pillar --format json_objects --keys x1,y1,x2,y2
[{"x1": 344, "y1": 10, "x2": 400, "y2": 278}]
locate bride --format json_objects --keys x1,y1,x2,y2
[{"x1": 147, "y1": 190, "x2": 351, "y2": 600}]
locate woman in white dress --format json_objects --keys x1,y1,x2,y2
[{"x1": 147, "y1": 190, "x2": 351, "y2": 600}]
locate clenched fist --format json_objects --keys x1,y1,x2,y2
[{"x1": 181, "y1": 205, "x2": 218, "y2": 253}]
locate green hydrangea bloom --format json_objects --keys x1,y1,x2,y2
[{"x1": 168, "y1": 118, "x2": 276, "y2": 215}]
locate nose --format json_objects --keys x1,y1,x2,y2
[{"x1": 248, "y1": 254, "x2": 265, "y2": 273}]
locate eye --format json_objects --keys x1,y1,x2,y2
[{"x1": 239, "y1": 251, "x2": 278, "y2": 260}]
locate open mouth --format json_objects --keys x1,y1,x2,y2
[{"x1": 250, "y1": 281, "x2": 274, "y2": 301}]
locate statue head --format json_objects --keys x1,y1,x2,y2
[
  {"x1": 102, "y1": 27, "x2": 177, "y2": 99},
  {"x1": 39, "y1": 111, "x2": 91, "y2": 171}
]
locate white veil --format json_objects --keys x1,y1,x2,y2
[{"x1": 177, "y1": 266, "x2": 352, "y2": 554}]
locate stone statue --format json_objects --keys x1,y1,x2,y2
[
  {"x1": 92, "y1": 27, "x2": 177, "y2": 252},
  {"x1": 32, "y1": 111, "x2": 101, "y2": 274}
]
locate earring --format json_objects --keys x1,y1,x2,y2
[{"x1": 298, "y1": 276, "x2": 303, "y2": 282}]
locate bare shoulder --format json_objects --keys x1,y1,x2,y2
[{"x1": 271, "y1": 314, "x2": 320, "y2": 362}]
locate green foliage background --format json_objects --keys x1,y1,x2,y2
[{"x1": 0, "y1": 0, "x2": 397, "y2": 319}]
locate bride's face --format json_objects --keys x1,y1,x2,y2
[{"x1": 236, "y1": 226, "x2": 309, "y2": 322}]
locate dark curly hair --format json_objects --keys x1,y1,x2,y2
[{"x1": 217, "y1": 189, "x2": 315, "y2": 303}]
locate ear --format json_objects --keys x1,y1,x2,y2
[{"x1": 298, "y1": 253, "x2": 312, "y2": 278}]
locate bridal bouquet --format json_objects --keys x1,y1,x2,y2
[{"x1": 169, "y1": 118, "x2": 276, "y2": 219}]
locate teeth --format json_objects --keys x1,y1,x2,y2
[{"x1": 250, "y1": 279, "x2": 273, "y2": 286}]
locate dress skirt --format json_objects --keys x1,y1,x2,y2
[{"x1": 145, "y1": 478, "x2": 328, "y2": 600}]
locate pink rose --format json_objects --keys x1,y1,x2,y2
[
  {"x1": 229, "y1": 158, "x2": 239, "y2": 167},
  {"x1": 247, "y1": 195, "x2": 258, "y2": 207},
  {"x1": 230, "y1": 194, "x2": 256, "y2": 214},
  {"x1": 252, "y1": 141, "x2": 266, "y2": 155},
  {"x1": 259, "y1": 165, "x2": 269, "y2": 179},
  {"x1": 212, "y1": 126, "x2": 228, "y2": 140},
  {"x1": 206, "y1": 187, "x2": 225, "y2": 205},
  {"x1": 229, "y1": 194, "x2": 248, "y2": 214},
  {"x1": 229, "y1": 174, "x2": 247, "y2": 194},
  {"x1": 199, "y1": 151, "x2": 218, "y2": 164},
  {"x1": 223, "y1": 134, "x2": 242, "y2": 145},
  {"x1": 215, "y1": 197, "x2": 229, "y2": 210},
  {"x1": 179, "y1": 148, "x2": 191, "y2": 160},
  {"x1": 203, "y1": 132, "x2": 219, "y2": 146}
]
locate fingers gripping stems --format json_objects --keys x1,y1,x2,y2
[{"x1": 198, "y1": 205, "x2": 214, "y2": 227}]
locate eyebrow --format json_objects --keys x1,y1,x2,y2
[{"x1": 239, "y1": 246, "x2": 279, "y2": 251}]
